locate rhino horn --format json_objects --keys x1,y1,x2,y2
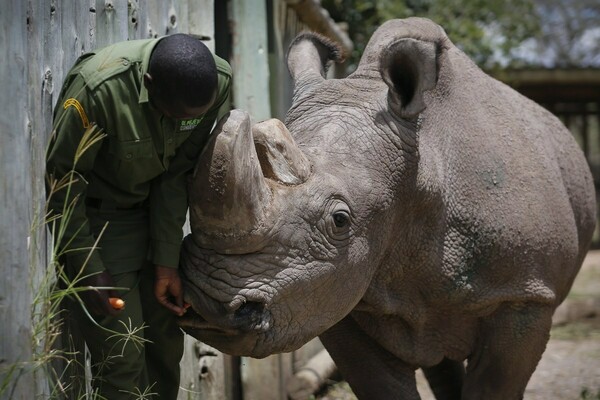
[
  {"x1": 189, "y1": 110, "x2": 272, "y2": 245},
  {"x1": 253, "y1": 118, "x2": 311, "y2": 185}
]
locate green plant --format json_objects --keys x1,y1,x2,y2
[
  {"x1": 580, "y1": 387, "x2": 600, "y2": 399},
  {"x1": 1, "y1": 119, "x2": 148, "y2": 399}
]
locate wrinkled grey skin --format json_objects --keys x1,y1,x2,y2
[{"x1": 178, "y1": 18, "x2": 596, "y2": 399}]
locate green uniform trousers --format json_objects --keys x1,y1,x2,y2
[{"x1": 64, "y1": 205, "x2": 184, "y2": 400}]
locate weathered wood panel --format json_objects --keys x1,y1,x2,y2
[
  {"x1": 0, "y1": 1, "x2": 35, "y2": 399},
  {"x1": 187, "y1": 0, "x2": 216, "y2": 52},
  {"x1": 0, "y1": 1, "x2": 229, "y2": 399},
  {"x1": 231, "y1": 0, "x2": 272, "y2": 121},
  {"x1": 269, "y1": 0, "x2": 307, "y2": 120},
  {"x1": 94, "y1": 0, "x2": 128, "y2": 49},
  {"x1": 27, "y1": 2, "x2": 59, "y2": 397}
]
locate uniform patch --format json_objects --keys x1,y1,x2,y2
[
  {"x1": 179, "y1": 117, "x2": 203, "y2": 131},
  {"x1": 64, "y1": 98, "x2": 90, "y2": 128}
]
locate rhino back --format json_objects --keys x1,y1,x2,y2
[{"x1": 415, "y1": 45, "x2": 596, "y2": 306}]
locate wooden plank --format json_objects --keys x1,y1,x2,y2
[
  {"x1": 94, "y1": 0, "x2": 128, "y2": 48},
  {"x1": 146, "y1": 1, "x2": 170, "y2": 38},
  {"x1": 178, "y1": 1, "x2": 240, "y2": 396},
  {"x1": 128, "y1": 0, "x2": 148, "y2": 40},
  {"x1": 292, "y1": 338, "x2": 325, "y2": 372},
  {"x1": 27, "y1": 1, "x2": 55, "y2": 396},
  {"x1": 187, "y1": 0, "x2": 215, "y2": 52},
  {"x1": 231, "y1": 0, "x2": 272, "y2": 121},
  {"x1": 61, "y1": 0, "x2": 96, "y2": 73},
  {"x1": 269, "y1": 0, "x2": 303, "y2": 120},
  {"x1": 43, "y1": 0, "x2": 65, "y2": 111},
  {"x1": 171, "y1": 2, "x2": 238, "y2": 398},
  {"x1": 173, "y1": 0, "x2": 187, "y2": 35},
  {"x1": 0, "y1": 1, "x2": 34, "y2": 399},
  {"x1": 241, "y1": 352, "x2": 294, "y2": 400},
  {"x1": 179, "y1": 341, "x2": 240, "y2": 400}
]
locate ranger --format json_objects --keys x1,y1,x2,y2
[{"x1": 46, "y1": 34, "x2": 231, "y2": 399}]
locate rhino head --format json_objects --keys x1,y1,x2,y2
[{"x1": 177, "y1": 18, "x2": 445, "y2": 358}]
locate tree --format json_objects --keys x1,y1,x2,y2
[
  {"x1": 322, "y1": 0, "x2": 540, "y2": 70},
  {"x1": 511, "y1": 0, "x2": 600, "y2": 68}
]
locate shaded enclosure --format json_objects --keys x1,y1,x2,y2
[{"x1": 500, "y1": 69, "x2": 600, "y2": 246}]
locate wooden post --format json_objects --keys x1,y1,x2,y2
[
  {"x1": 146, "y1": 1, "x2": 171, "y2": 38},
  {"x1": 188, "y1": 0, "x2": 216, "y2": 52},
  {"x1": 27, "y1": 0, "x2": 61, "y2": 395},
  {"x1": 95, "y1": 0, "x2": 128, "y2": 48},
  {"x1": 231, "y1": 0, "x2": 272, "y2": 121}
]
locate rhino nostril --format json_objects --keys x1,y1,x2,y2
[{"x1": 234, "y1": 301, "x2": 264, "y2": 320}]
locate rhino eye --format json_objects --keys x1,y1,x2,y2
[{"x1": 332, "y1": 210, "x2": 350, "y2": 228}]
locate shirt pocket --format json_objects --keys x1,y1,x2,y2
[
  {"x1": 111, "y1": 137, "x2": 155, "y2": 160},
  {"x1": 108, "y1": 137, "x2": 164, "y2": 180}
]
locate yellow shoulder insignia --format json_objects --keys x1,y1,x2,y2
[{"x1": 63, "y1": 98, "x2": 90, "y2": 128}]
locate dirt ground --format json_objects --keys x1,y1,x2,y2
[{"x1": 317, "y1": 251, "x2": 600, "y2": 400}]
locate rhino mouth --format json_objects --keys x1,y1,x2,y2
[
  {"x1": 177, "y1": 300, "x2": 272, "y2": 334},
  {"x1": 177, "y1": 308, "x2": 241, "y2": 336},
  {"x1": 177, "y1": 280, "x2": 275, "y2": 357},
  {"x1": 178, "y1": 274, "x2": 273, "y2": 340}
]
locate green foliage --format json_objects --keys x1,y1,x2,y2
[
  {"x1": 529, "y1": 0, "x2": 600, "y2": 68},
  {"x1": 322, "y1": 0, "x2": 539, "y2": 69},
  {"x1": 0, "y1": 118, "x2": 147, "y2": 399},
  {"x1": 580, "y1": 387, "x2": 600, "y2": 400}
]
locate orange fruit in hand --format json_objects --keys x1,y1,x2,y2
[{"x1": 109, "y1": 297, "x2": 125, "y2": 310}]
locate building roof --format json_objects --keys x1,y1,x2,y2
[{"x1": 494, "y1": 68, "x2": 600, "y2": 104}]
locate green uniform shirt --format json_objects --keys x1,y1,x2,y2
[{"x1": 47, "y1": 37, "x2": 232, "y2": 275}]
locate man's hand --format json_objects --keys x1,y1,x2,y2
[
  {"x1": 154, "y1": 265, "x2": 186, "y2": 316},
  {"x1": 79, "y1": 270, "x2": 121, "y2": 317}
]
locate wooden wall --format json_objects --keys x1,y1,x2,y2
[
  {"x1": 0, "y1": 1, "x2": 228, "y2": 399},
  {"x1": 1, "y1": 1, "x2": 36, "y2": 397},
  {"x1": 0, "y1": 1, "x2": 332, "y2": 399}
]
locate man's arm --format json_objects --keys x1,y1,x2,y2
[
  {"x1": 47, "y1": 74, "x2": 121, "y2": 317},
  {"x1": 47, "y1": 74, "x2": 106, "y2": 277}
]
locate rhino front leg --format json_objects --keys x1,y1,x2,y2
[
  {"x1": 319, "y1": 315, "x2": 420, "y2": 400},
  {"x1": 421, "y1": 358, "x2": 465, "y2": 399},
  {"x1": 463, "y1": 303, "x2": 554, "y2": 400}
]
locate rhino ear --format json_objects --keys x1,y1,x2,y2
[
  {"x1": 380, "y1": 38, "x2": 438, "y2": 119},
  {"x1": 287, "y1": 32, "x2": 343, "y2": 89}
]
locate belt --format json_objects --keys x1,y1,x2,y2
[{"x1": 85, "y1": 197, "x2": 148, "y2": 210}]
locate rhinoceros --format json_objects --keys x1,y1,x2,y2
[{"x1": 178, "y1": 17, "x2": 596, "y2": 399}]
